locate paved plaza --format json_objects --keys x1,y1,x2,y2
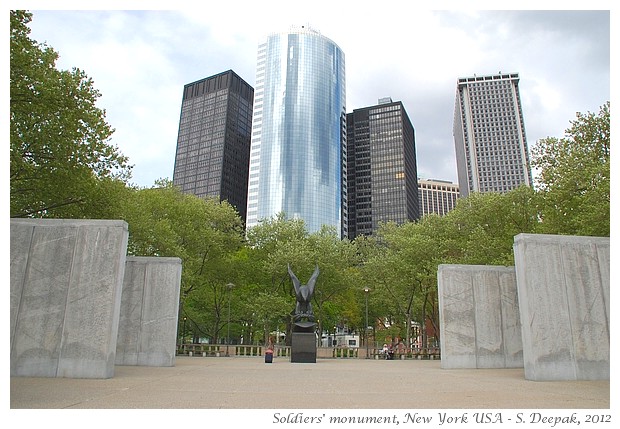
[{"x1": 10, "y1": 356, "x2": 609, "y2": 409}]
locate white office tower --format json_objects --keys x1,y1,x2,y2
[{"x1": 453, "y1": 73, "x2": 532, "y2": 198}]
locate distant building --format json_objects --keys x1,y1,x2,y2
[
  {"x1": 172, "y1": 70, "x2": 254, "y2": 223},
  {"x1": 245, "y1": 25, "x2": 346, "y2": 235},
  {"x1": 453, "y1": 72, "x2": 532, "y2": 198},
  {"x1": 346, "y1": 98, "x2": 419, "y2": 239},
  {"x1": 321, "y1": 325, "x2": 360, "y2": 348},
  {"x1": 418, "y1": 178, "x2": 459, "y2": 217}
]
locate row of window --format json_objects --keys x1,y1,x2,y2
[
  {"x1": 419, "y1": 184, "x2": 459, "y2": 193},
  {"x1": 174, "y1": 158, "x2": 222, "y2": 170},
  {"x1": 369, "y1": 105, "x2": 401, "y2": 115}
]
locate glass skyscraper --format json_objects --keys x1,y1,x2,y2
[
  {"x1": 453, "y1": 73, "x2": 532, "y2": 198},
  {"x1": 172, "y1": 70, "x2": 254, "y2": 223},
  {"x1": 245, "y1": 26, "x2": 346, "y2": 235},
  {"x1": 346, "y1": 98, "x2": 419, "y2": 239}
]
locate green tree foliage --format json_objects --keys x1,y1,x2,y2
[
  {"x1": 531, "y1": 102, "x2": 610, "y2": 236},
  {"x1": 305, "y1": 226, "x2": 366, "y2": 341},
  {"x1": 243, "y1": 214, "x2": 310, "y2": 344},
  {"x1": 119, "y1": 180, "x2": 245, "y2": 343},
  {"x1": 364, "y1": 186, "x2": 541, "y2": 346},
  {"x1": 238, "y1": 289, "x2": 292, "y2": 345},
  {"x1": 10, "y1": 10, "x2": 131, "y2": 218},
  {"x1": 244, "y1": 215, "x2": 365, "y2": 345},
  {"x1": 369, "y1": 217, "x2": 445, "y2": 346},
  {"x1": 442, "y1": 186, "x2": 542, "y2": 265}
]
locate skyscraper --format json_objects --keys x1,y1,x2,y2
[
  {"x1": 453, "y1": 72, "x2": 532, "y2": 198},
  {"x1": 245, "y1": 26, "x2": 346, "y2": 235},
  {"x1": 172, "y1": 70, "x2": 254, "y2": 223},
  {"x1": 346, "y1": 98, "x2": 419, "y2": 239},
  {"x1": 418, "y1": 178, "x2": 459, "y2": 217}
]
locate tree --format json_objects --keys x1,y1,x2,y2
[
  {"x1": 304, "y1": 226, "x2": 364, "y2": 343},
  {"x1": 361, "y1": 186, "x2": 542, "y2": 347},
  {"x1": 119, "y1": 180, "x2": 245, "y2": 343},
  {"x1": 365, "y1": 218, "x2": 444, "y2": 348},
  {"x1": 442, "y1": 186, "x2": 541, "y2": 265},
  {"x1": 531, "y1": 102, "x2": 610, "y2": 236},
  {"x1": 238, "y1": 290, "x2": 292, "y2": 345},
  {"x1": 10, "y1": 10, "x2": 132, "y2": 218},
  {"x1": 244, "y1": 215, "x2": 366, "y2": 345}
]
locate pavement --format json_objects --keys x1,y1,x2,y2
[{"x1": 10, "y1": 356, "x2": 610, "y2": 411}]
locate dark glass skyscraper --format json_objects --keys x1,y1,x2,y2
[
  {"x1": 346, "y1": 98, "x2": 419, "y2": 239},
  {"x1": 172, "y1": 70, "x2": 254, "y2": 223},
  {"x1": 245, "y1": 26, "x2": 346, "y2": 235},
  {"x1": 453, "y1": 72, "x2": 532, "y2": 198}
]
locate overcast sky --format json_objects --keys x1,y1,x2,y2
[{"x1": 21, "y1": 2, "x2": 612, "y2": 188}]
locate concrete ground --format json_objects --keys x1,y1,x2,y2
[{"x1": 10, "y1": 356, "x2": 610, "y2": 410}]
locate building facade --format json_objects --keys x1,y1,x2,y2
[
  {"x1": 346, "y1": 98, "x2": 419, "y2": 239},
  {"x1": 418, "y1": 178, "x2": 459, "y2": 217},
  {"x1": 245, "y1": 26, "x2": 346, "y2": 235},
  {"x1": 172, "y1": 70, "x2": 254, "y2": 223},
  {"x1": 453, "y1": 73, "x2": 532, "y2": 198}
]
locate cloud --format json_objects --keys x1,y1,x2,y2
[{"x1": 24, "y1": 7, "x2": 611, "y2": 188}]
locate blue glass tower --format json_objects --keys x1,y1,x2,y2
[{"x1": 246, "y1": 26, "x2": 346, "y2": 235}]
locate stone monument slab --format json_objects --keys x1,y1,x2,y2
[
  {"x1": 116, "y1": 256, "x2": 182, "y2": 367},
  {"x1": 438, "y1": 264, "x2": 522, "y2": 369},
  {"x1": 513, "y1": 233, "x2": 610, "y2": 381},
  {"x1": 10, "y1": 219, "x2": 128, "y2": 378}
]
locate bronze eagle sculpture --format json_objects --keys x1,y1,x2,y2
[{"x1": 288, "y1": 264, "x2": 320, "y2": 322}]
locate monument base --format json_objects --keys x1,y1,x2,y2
[{"x1": 291, "y1": 332, "x2": 317, "y2": 363}]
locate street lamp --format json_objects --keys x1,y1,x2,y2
[
  {"x1": 225, "y1": 283, "x2": 234, "y2": 356},
  {"x1": 364, "y1": 287, "x2": 370, "y2": 359}
]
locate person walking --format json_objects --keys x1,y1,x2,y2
[{"x1": 265, "y1": 337, "x2": 275, "y2": 363}]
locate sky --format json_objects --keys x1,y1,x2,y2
[{"x1": 10, "y1": 1, "x2": 614, "y2": 189}]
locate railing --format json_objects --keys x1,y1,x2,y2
[
  {"x1": 317, "y1": 347, "x2": 359, "y2": 358},
  {"x1": 177, "y1": 344, "x2": 291, "y2": 358},
  {"x1": 368, "y1": 347, "x2": 441, "y2": 360},
  {"x1": 177, "y1": 344, "x2": 225, "y2": 357},
  {"x1": 177, "y1": 344, "x2": 440, "y2": 360}
]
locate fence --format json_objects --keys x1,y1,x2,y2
[
  {"x1": 176, "y1": 344, "x2": 440, "y2": 360},
  {"x1": 176, "y1": 343, "x2": 291, "y2": 358}
]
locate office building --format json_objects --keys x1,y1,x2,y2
[
  {"x1": 418, "y1": 178, "x2": 459, "y2": 217},
  {"x1": 346, "y1": 98, "x2": 419, "y2": 239},
  {"x1": 172, "y1": 70, "x2": 254, "y2": 223},
  {"x1": 453, "y1": 72, "x2": 532, "y2": 198},
  {"x1": 245, "y1": 26, "x2": 346, "y2": 235}
]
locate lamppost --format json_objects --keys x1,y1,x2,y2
[
  {"x1": 182, "y1": 316, "x2": 187, "y2": 344},
  {"x1": 225, "y1": 283, "x2": 234, "y2": 356},
  {"x1": 364, "y1": 287, "x2": 370, "y2": 359}
]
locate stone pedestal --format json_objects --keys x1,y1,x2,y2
[
  {"x1": 291, "y1": 332, "x2": 317, "y2": 363},
  {"x1": 291, "y1": 322, "x2": 316, "y2": 363}
]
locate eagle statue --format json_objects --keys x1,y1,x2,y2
[{"x1": 288, "y1": 264, "x2": 320, "y2": 323}]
